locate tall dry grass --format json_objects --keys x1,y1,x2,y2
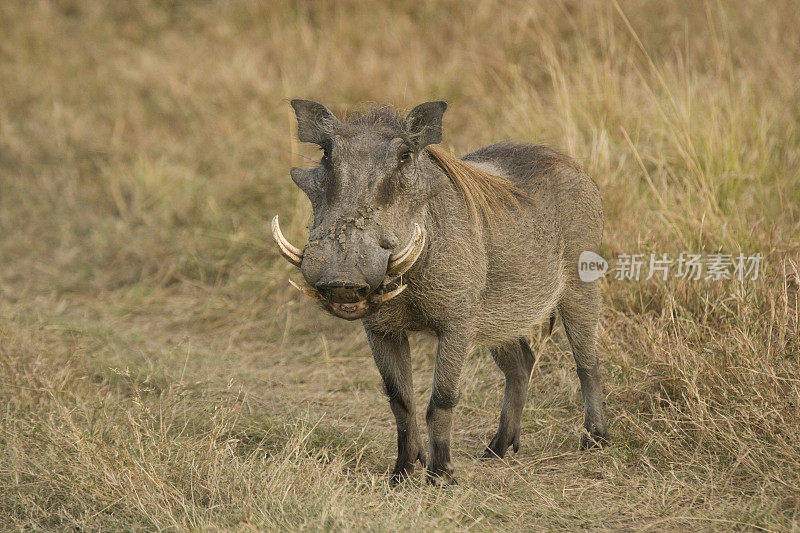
[{"x1": 0, "y1": 0, "x2": 798, "y2": 530}]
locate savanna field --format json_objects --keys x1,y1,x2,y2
[{"x1": 1, "y1": 1, "x2": 799, "y2": 530}]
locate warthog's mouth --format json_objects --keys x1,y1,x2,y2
[
  {"x1": 271, "y1": 216, "x2": 424, "y2": 321},
  {"x1": 327, "y1": 300, "x2": 370, "y2": 320},
  {"x1": 287, "y1": 277, "x2": 408, "y2": 320}
]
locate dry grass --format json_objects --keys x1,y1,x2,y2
[{"x1": 1, "y1": 0, "x2": 799, "y2": 530}]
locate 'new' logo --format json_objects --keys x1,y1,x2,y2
[{"x1": 578, "y1": 251, "x2": 608, "y2": 282}]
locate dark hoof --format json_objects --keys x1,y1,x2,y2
[
  {"x1": 389, "y1": 448, "x2": 426, "y2": 485},
  {"x1": 480, "y1": 447, "x2": 503, "y2": 460},
  {"x1": 390, "y1": 465, "x2": 415, "y2": 485},
  {"x1": 580, "y1": 431, "x2": 609, "y2": 450},
  {"x1": 425, "y1": 467, "x2": 458, "y2": 487},
  {"x1": 480, "y1": 432, "x2": 519, "y2": 459}
]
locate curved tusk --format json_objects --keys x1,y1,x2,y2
[
  {"x1": 386, "y1": 223, "x2": 425, "y2": 278},
  {"x1": 288, "y1": 279, "x2": 324, "y2": 300},
  {"x1": 272, "y1": 215, "x2": 304, "y2": 267},
  {"x1": 369, "y1": 283, "x2": 407, "y2": 304}
]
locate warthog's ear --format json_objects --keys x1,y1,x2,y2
[
  {"x1": 403, "y1": 101, "x2": 447, "y2": 149},
  {"x1": 290, "y1": 99, "x2": 341, "y2": 145}
]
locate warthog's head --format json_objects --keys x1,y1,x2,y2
[{"x1": 273, "y1": 100, "x2": 448, "y2": 320}]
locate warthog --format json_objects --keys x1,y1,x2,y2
[{"x1": 273, "y1": 99, "x2": 608, "y2": 484}]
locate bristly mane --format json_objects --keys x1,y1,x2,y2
[
  {"x1": 345, "y1": 106, "x2": 404, "y2": 130},
  {"x1": 426, "y1": 144, "x2": 526, "y2": 224}
]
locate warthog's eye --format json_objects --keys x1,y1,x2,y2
[
  {"x1": 398, "y1": 150, "x2": 412, "y2": 166},
  {"x1": 320, "y1": 142, "x2": 332, "y2": 166}
]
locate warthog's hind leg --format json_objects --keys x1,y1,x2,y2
[
  {"x1": 558, "y1": 283, "x2": 609, "y2": 448},
  {"x1": 481, "y1": 338, "x2": 535, "y2": 459},
  {"x1": 365, "y1": 328, "x2": 426, "y2": 484}
]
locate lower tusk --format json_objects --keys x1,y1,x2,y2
[
  {"x1": 386, "y1": 223, "x2": 425, "y2": 278},
  {"x1": 369, "y1": 283, "x2": 407, "y2": 304},
  {"x1": 288, "y1": 279, "x2": 324, "y2": 300},
  {"x1": 272, "y1": 215, "x2": 304, "y2": 267}
]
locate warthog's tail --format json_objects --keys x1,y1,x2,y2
[{"x1": 548, "y1": 311, "x2": 557, "y2": 336}]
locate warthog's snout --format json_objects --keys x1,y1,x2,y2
[
  {"x1": 314, "y1": 278, "x2": 372, "y2": 320},
  {"x1": 272, "y1": 216, "x2": 425, "y2": 320}
]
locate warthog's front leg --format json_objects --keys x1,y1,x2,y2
[
  {"x1": 425, "y1": 326, "x2": 469, "y2": 485},
  {"x1": 365, "y1": 328, "x2": 425, "y2": 484}
]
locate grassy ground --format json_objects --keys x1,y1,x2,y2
[{"x1": 1, "y1": 1, "x2": 799, "y2": 530}]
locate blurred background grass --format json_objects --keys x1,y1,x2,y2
[{"x1": 0, "y1": 1, "x2": 798, "y2": 530}]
